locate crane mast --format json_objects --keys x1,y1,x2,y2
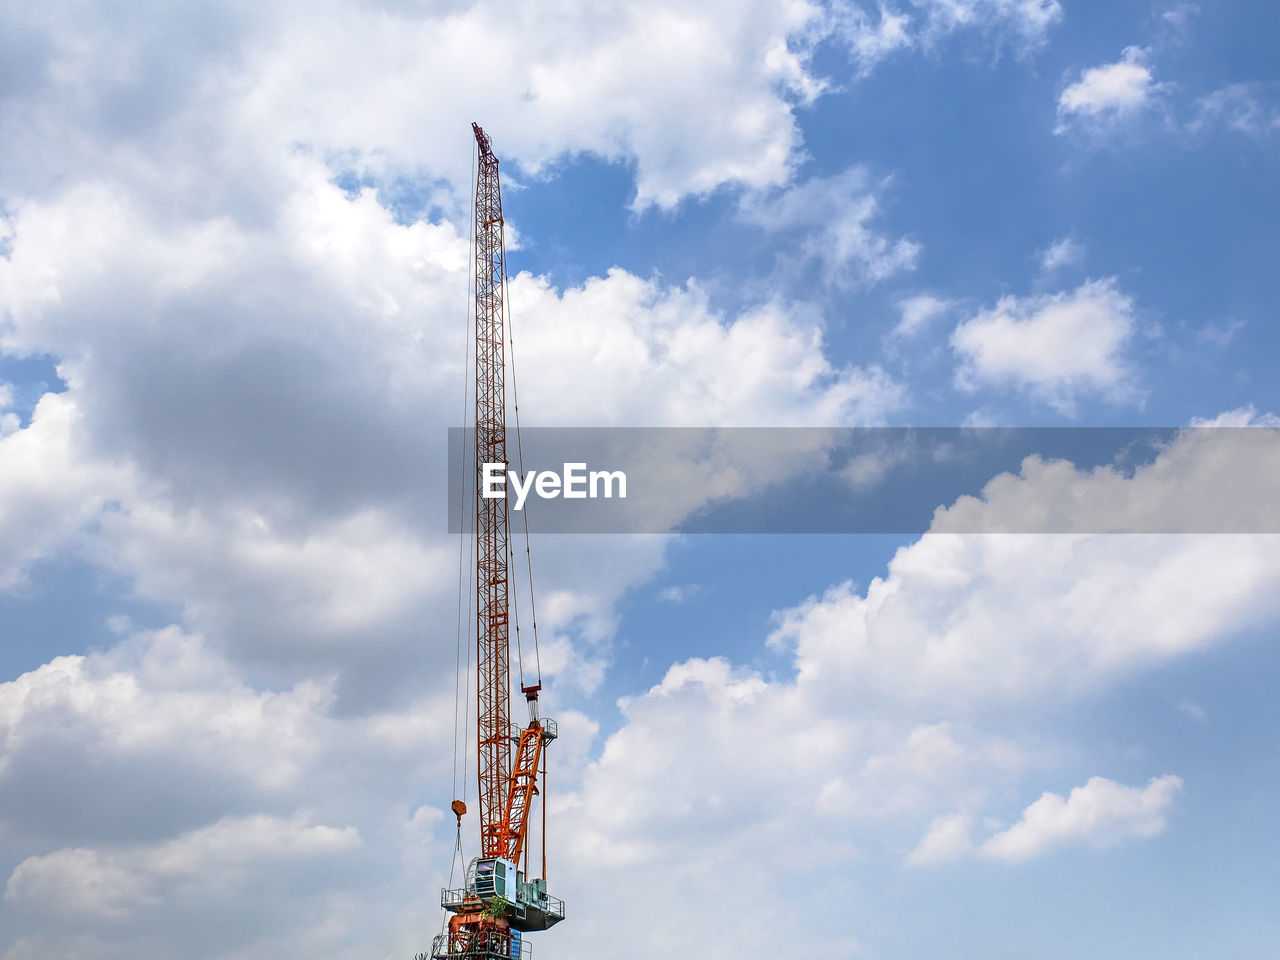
[{"x1": 427, "y1": 124, "x2": 564, "y2": 960}]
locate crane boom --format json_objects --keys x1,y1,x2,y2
[
  {"x1": 427, "y1": 124, "x2": 564, "y2": 960},
  {"x1": 472, "y1": 119, "x2": 513, "y2": 862}
]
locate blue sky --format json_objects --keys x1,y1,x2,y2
[{"x1": 1, "y1": 1, "x2": 1278, "y2": 958}]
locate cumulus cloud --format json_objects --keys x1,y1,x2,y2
[
  {"x1": 1056, "y1": 47, "x2": 1164, "y2": 135},
  {"x1": 891, "y1": 293, "x2": 951, "y2": 339},
  {"x1": 533, "y1": 417, "x2": 1280, "y2": 952},
  {"x1": 1156, "y1": 2, "x2": 1199, "y2": 48},
  {"x1": 0, "y1": 626, "x2": 456, "y2": 957},
  {"x1": 550, "y1": 659, "x2": 1019, "y2": 958},
  {"x1": 0, "y1": 392, "x2": 133, "y2": 589},
  {"x1": 909, "y1": 775, "x2": 1182, "y2": 865},
  {"x1": 739, "y1": 167, "x2": 921, "y2": 288},
  {"x1": 906, "y1": 813, "x2": 974, "y2": 865},
  {"x1": 5, "y1": 418, "x2": 1276, "y2": 956},
  {"x1": 769, "y1": 421, "x2": 1280, "y2": 706},
  {"x1": 5, "y1": 814, "x2": 361, "y2": 921},
  {"x1": 979, "y1": 775, "x2": 1182, "y2": 861},
  {"x1": 503, "y1": 268, "x2": 904, "y2": 426},
  {"x1": 915, "y1": 0, "x2": 1063, "y2": 47},
  {"x1": 0, "y1": 154, "x2": 901, "y2": 701},
  {"x1": 831, "y1": 3, "x2": 914, "y2": 75},
  {"x1": 950, "y1": 277, "x2": 1141, "y2": 413},
  {"x1": 0, "y1": 1, "x2": 838, "y2": 212},
  {"x1": 0, "y1": 386, "x2": 18, "y2": 438},
  {"x1": 657, "y1": 583, "x2": 702, "y2": 604},
  {"x1": 1039, "y1": 235, "x2": 1084, "y2": 272},
  {"x1": 0, "y1": 1, "x2": 1261, "y2": 957},
  {"x1": 538, "y1": 418, "x2": 1274, "y2": 945},
  {"x1": 831, "y1": 0, "x2": 1062, "y2": 73},
  {"x1": 1189, "y1": 84, "x2": 1280, "y2": 138},
  {"x1": 0, "y1": 3, "x2": 923, "y2": 950},
  {"x1": 0, "y1": 628, "x2": 444, "y2": 844}
]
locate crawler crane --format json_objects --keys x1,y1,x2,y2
[{"x1": 426, "y1": 124, "x2": 563, "y2": 960}]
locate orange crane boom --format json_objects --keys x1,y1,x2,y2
[
  {"x1": 427, "y1": 123, "x2": 563, "y2": 960},
  {"x1": 471, "y1": 119, "x2": 514, "y2": 863}
]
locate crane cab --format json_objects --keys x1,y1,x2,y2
[
  {"x1": 443, "y1": 856, "x2": 565, "y2": 933},
  {"x1": 468, "y1": 856, "x2": 514, "y2": 901}
]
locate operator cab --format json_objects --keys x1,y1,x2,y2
[{"x1": 455, "y1": 856, "x2": 565, "y2": 932}]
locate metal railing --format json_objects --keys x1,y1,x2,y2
[
  {"x1": 441, "y1": 887, "x2": 471, "y2": 910},
  {"x1": 440, "y1": 890, "x2": 560, "y2": 921},
  {"x1": 507, "y1": 717, "x2": 558, "y2": 742},
  {"x1": 439, "y1": 888, "x2": 564, "y2": 922},
  {"x1": 541, "y1": 894, "x2": 565, "y2": 921},
  {"x1": 428, "y1": 933, "x2": 532, "y2": 959}
]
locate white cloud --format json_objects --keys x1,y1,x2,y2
[
  {"x1": 504, "y1": 267, "x2": 904, "y2": 426},
  {"x1": 0, "y1": 158, "x2": 902, "y2": 700},
  {"x1": 1177, "y1": 698, "x2": 1207, "y2": 723},
  {"x1": 0, "y1": 392, "x2": 133, "y2": 589},
  {"x1": 0, "y1": 385, "x2": 18, "y2": 438},
  {"x1": 934, "y1": 418, "x2": 1280, "y2": 535},
  {"x1": 979, "y1": 775, "x2": 1182, "y2": 861},
  {"x1": 907, "y1": 812, "x2": 973, "y2": 865},
  {"x1": 909, "y1": 775, "x2": 1183, "y2": 866},
  {"x1": 891, "y1": 293, "x2": 951, "y2": 339},
  {"x1": 5, "y1": 815, "x2": 360, "y2": 922},
  {"x1": 770, "y1": 422, "x2": 1280, "y2": 707},
  {"x1": 0, "y1": 626, "x2": 454, "y2": 957},
  {"x1": 0, "y1": 2, "x2": 839, "y2": 212},
  {"x1": 1039, "y1": 235, "x2": 1084, "y2": 272},
  {"x1": 951, "y1": 277, "x2": 1141, "y2": 413},
  {"x1": 831, "y1": 4, "x2": 914, "y2": 74},
  {"x1": 1189, "y1": 404, "x2": 1280, "y2": 428},
  {"x1": 0, "y1": 627, "x2": 455, "y2": 849},
  {"x1": 915, "y1": 0, "x2": 1063, "y2": 47},
  {"x1": 5, "y1": 418, "x2": 1277, "y2": 956},
  {"x1": 657, "y1": 583, "x2": 702, "y2": 604},
  {"x1": 1193, "y1": 317, "x2": 1246, "y2": 349},
  {"x1": 831, "y1": 0, "x2": 1063, "y2": 72},
  {"x1": 541, "y1": 419, "x2": 1280, "y2": 951},
  {"x1": 740, "y1": 167, "x2": 921, "y2": 287},
  {"x1": 1189, "y1": 84, "x2": 1280, "y2": 138},
  {"x1": 1056, "y1": 47, "x2": 1163, "y2": 134},
  {"x1": 1156, "y1": 2, "x2": 1199, "y2": 47},
  {"x1": 0, "y1": 1, "x2": 1262, "y2": 956},
  {"x1": 0, "y1": 7, "x2": 918, "y2": 947},
  {"x1": 550, "y1": 659, "x2": 1017, "y2": 957}
]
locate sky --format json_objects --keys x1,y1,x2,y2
[{"x1": 0, "y1": 1, "x2": 1278, "y2": 958}]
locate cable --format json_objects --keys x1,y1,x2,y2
[
  {"x1": 502, "y1": 249, "x2": 543, "y2": 687},
  {"x1": 441, "y1": 817, "x2": 466, "y2": 941},
  {"x1": 447, "y1": 137, "x2": 476, "y2": 924},
  {"x1": 541, "y1": 744, "x2": 547, "y2": 882},
  {"x1": 511, "y1": 539, "x2": 526, "y2": 689},
  {"x1": 452, "y1": 136, "x2": 478, "y2": 802}
]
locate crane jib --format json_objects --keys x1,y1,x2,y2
[{"x1": 428, "y1": 124, "x2": 563, "y2": 960}]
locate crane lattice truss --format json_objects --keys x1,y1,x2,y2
[
  {"x1": 472, "y1": 121, "x2": 513, "y2": 863},
  {"x1": 427, "y1": 123, "x2": 563, "y2": 960}
]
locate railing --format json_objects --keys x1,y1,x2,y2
[
  {"x1": 439, "y1": 888, "x2": 564, "y2": 922},
  {"x1": 541, "y1": 894, "x2": 565, "y2": 921},
  {"x1": 441, "y1": 887, "x2": 471, "y2": 910},
  {"x1": 507, "y1": 717, "x2": 557, "y2": 743},
  {"x1": 429, "y1": 933, "x2": 532, "y2": 959}
]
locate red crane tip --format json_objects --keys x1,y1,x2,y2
[{"x1": 471, "y1": 122, "x2": 493, "y2": 157}]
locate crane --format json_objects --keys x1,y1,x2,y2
[{"x1": 427, "y1": 123, "x2": 563, "y2": 960}]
